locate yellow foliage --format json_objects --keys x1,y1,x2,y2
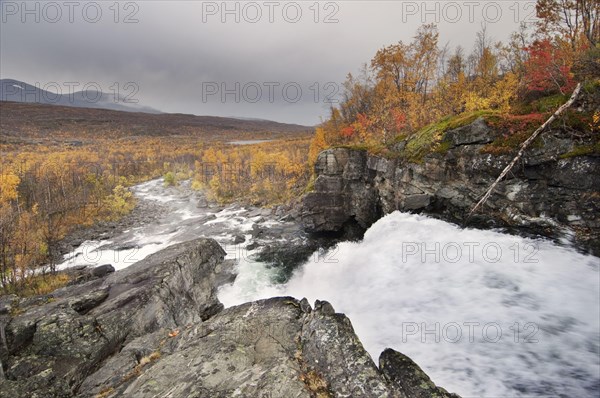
[
  {"x1": 16, "y1": 273, "x2": 71, "y2": 297},
  {"x1": 489, "y1": 73, "x2": 519, "y2": 113},
  {"x1": 103, "y1": 185, "x2": 135, "y2": 221},
  {"x1": 309, "y1": 128, "x2": 328, "y2": 166},
  {"x1": 463, "y1": 92, "x2": 491, "y2": 112},
  {"x1": 191, "y1": 179, "x2": 204, "y2": 191},
  {"x1": 202, "y1": 147, "x2": 218, "y2": 164},
  {"x1": 0, "y1": 173, "x2": 20, "y2": 203},
  {"x1": 1, "y1": 133, "x2": 309, "y2": 294},
  {"x1": 592, "y1": 111, "x2": 599, "y2": 132},
  {"x1": 194, "y1": 138, "x2": 310, "y2": 206}
]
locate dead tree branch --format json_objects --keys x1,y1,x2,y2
[{"x1": 468, "y1": 83, "x2": 582, "y2": 218}]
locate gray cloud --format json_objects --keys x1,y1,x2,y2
[{"x1": 0, "y1": 1, "x2": 531, "y2": 125}]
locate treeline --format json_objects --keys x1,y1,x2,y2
[
  {"x1": 0, "y1": 136, "x2": 311, "y2": 295},
  {"x1": 0, "y1": 137, "x2": 202, "y2": 294},
  {"x1": 310, "y1": 0, "x2": 599, "y2": 160},
  {"x1": 166, "y1": 138, "x2": 311, "y2": 205}
]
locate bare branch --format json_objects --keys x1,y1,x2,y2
[{"x1": 468, "y1": 82, "x2": 582, "y2": 218}]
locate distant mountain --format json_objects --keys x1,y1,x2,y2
[
  {"x1": 0, "y1": 101, "x2": 313, "y2": 141},
  {"x1": 226, "y1": 116, "x2": 272, "y2": 122},
  {"x1": 0, "y1": 79, "x2": 161, "y2": 114}
]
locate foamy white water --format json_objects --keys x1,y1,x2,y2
[
  {"x1": 218, "y1": 212, "x2": 600, "y2": 397},
  {"x1": 56, "y1": 179, "x2": 292, "y2": 271}
]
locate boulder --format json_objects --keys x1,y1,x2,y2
[
  {"x1": 0, "y1": 238, "x2": 229, "y2": 396},
  {"x1": 232, "y1": 234, "x2": 245, "y2": 245},
  {"x1": 445, "y1": 117, "x2": 494, "y2": 147},
  {"x1": 80, "y1": 297, "x2": 416, "y2": 398},
  {"x1": 88, "y1": 264, "x2": 115, "y2": 278},
  {"x1": 379, "y1": 349, "x2": 460, "y2": 398}
]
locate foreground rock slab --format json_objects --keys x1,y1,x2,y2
[{"x1": 0, "y1": 238, "x2": 458, "y2": 398}]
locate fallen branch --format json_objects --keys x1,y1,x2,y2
[{"x1": 468, "y1": 83, "x2": 582, "y2": 218}]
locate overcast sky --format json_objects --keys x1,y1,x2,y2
[{"x1": 0, "y1": 1, "x2": 535, "y2": 125}]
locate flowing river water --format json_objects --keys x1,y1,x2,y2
[{"x1": 56, "y1": 178, "x2": 599, "y2": 397}]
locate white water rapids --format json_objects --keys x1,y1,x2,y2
[
  {"x1": 220, "y1": 212, "x2": 600, "y2": 397},
  {"x1": 56, "y1": 179, "x2": 599, "y2": 397}
]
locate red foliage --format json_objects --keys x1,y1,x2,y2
[
  {"x1": 490, "y1": 112, "x2": 546, "y2": 134},
  {"x1": 340, "y1": 125, "x2": 355, "y2": 138},
  {"x1": 391, "y1": 108, "x2": 407, "y2": 131},
  {"x1": 524, "y1": 39, "x2": 575, "y2": 94}
]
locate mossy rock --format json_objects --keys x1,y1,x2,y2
[
  {"x1": 560, "y1": 141, "x2": 600, "y2": 159},
  {"x1": 404, "y1": 110, "x2": 499, "y2": 162}
]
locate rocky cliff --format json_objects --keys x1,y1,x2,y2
[
  {"x1": 0, "y1": 238, "x2": 458, "y2": 398},
  {"x1": 301, "y1": 117, "x2": 600, "y2": 254}
]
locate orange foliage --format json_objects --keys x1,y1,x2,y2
[{"x1": 312, "y1": 3, "x2": 592, "y2": 151}]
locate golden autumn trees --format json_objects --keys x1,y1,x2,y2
[
  {"x1": 103, "y1": 185, "x2": 135, "y2": 221},
  {"x1": 536, "y1": 0, "x2": 599, "y2": 48},
  {"x1": 371, "y1": 24, "x2": 440, "y2": 132},
  {"x1": 310, "y1": 0, "x2": 596, "y2": 154},
  {"x1": 1, "y1": 132, "x2": 311, "y2": 295},
  {"x1": 308, "y1": 127, "x2": 328, "y2": 166},
  {"x1": 0, "y1": 173, "x2": 20, "y2": 203},
  {"x1": 315, "y1": 22, "x2": 514, "y2": 151},
  {"x1": 0, "y1": 135, "x2": 211, "y2": 294},
  {"x1": 0, "y1": 172, "x2": 20, "y2": 288},
  {"x1": 433, "y1": 47, "x2": 468, "y2": 116},
  {"x1": 193, "y1": 138, "x2": 311, "y2": 205},
  {"x1": 11, "y1": 205, "x2": 48, "y2": 286}
]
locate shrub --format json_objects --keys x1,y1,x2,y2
[{"x1": 163, "y1": 171, "x2": 177, "y2": 186}]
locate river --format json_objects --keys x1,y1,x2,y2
[{"x1": 56, "y1": 178, "x2": 600, "y2": 397}]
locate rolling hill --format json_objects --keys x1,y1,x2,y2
[{"x1": 0, "y1": 100, "x2": 313, "y2": 143}]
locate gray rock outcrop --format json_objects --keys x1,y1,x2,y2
[
  {"x1": 0, "y1": 238, "x2": 458, "y2": 398},
  {"x1": 301, "y1": 118, "x2": 600, "y2": 253}
]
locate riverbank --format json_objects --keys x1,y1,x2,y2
[{"x1": 51, "y1": 178, "x2": 337, "y2": 282}]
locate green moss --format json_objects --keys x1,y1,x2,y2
[
  {"x1": 404, "y1": 110, "x2": 499, "y2": 162},
  {"x1": 532, "y1": 94, "x2": 569, "y2": 113},
  {"x1": 433, "y1": 140, "x2": 452, "y2": 154},
  {"x1": 445, "y1": 110, "x2": 499, "y2": 130},
  {"x1": 582, "y1": 79, "x2": 600, "y2": 92},
  {"x1": 511, "y1": 91, "x2": 572, "y2": 115},
  {"x1": 560, "y1": 142, "x2": 600, "y2": 159},
  {"x1": 553, "y1": 109, "x2": 595, "y2": 131},
  {"x1": 334, "y1": 142, "x2": 395, "y2": 158},
  {"x1": 404, "y1": 120, "x2": 447, "y2": 161},
  {"x1": 392, "y1": 134, "x2": 408, "y2": 143}
]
